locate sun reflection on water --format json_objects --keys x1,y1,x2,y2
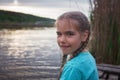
[{"x1": 0, "y1": 28, "x2": 58, "y2": 58}]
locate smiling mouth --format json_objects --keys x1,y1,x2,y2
[{"x1": 60, "y1": 46, "x2": 70, "y2": 49}]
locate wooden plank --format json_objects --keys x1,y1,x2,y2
[
  {"x1": 97, "y1": 63, "x2": 120, "y2": 69},
  {"x1": 97, "y1": 66, "x2": 120, "y2": 75},
  {"x1": 97, "y1": 64, "x2": 120, "y2": 80}
]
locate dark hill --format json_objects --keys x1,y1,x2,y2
[{"x1": 0, "y1": 10, "x2": 55, "y2": 29}]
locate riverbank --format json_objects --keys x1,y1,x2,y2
[
  {"x1": 0, "y1": 23, "x2": 54, "y2": 29},
  {"x1": 0, "y1": 10, "x2": 55, "y2": 29}
]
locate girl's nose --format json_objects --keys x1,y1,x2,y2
[{"x1": 59, "y1": 35, "x2": 66, "y2": 42}]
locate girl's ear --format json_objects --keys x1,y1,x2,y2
[{"x1": 81, "y1": 30, "x2": 89, "y2": 42}]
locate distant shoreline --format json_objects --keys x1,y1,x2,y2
[
  {"x1": 0, "y1": 10, "x2": 55, "y2": 29},
  {"x1": 0, "y1": 23, "x2": 54, "y2": 29}
]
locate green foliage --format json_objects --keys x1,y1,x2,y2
[{"x1": 0, "y1": 10, "x2": 55, "y2": 23}]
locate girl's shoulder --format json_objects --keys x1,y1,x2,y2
[
  {"x1": 65, "y1": 51, "x2": 96, "y2": 70},
  {"x1": 61, "y1": 51, "x2": 99, "y2": 80}
]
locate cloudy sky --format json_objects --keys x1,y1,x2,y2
[{"x1": 0, "y1": 0, "x2": 90, "y2": 19}]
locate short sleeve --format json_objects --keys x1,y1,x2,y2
[{"x1": 60, "y1": 65, "x2": 81, "y2": 80}]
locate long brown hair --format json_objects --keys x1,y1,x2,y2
[{"x1": 55, "y1": 11, "x2": 91, "y2": 79}]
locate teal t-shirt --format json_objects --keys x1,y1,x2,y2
[{"x1": 60, "y1": 51, "x2": 99, "y2": 80}]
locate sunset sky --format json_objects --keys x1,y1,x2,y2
[{"x1": 0, "y1": 0, "x2": 90, "y2": 19}]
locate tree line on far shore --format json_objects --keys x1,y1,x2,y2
[{"x1": 0, "y1": 10, "x2": 55, "y2": 29}]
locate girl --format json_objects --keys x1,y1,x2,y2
[{"x1": 55, "y1": 11, "x2": 99, "y2": 80}]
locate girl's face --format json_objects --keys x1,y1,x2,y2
[{"x1": 56, "y1": 19, "x2": 87, "y2": 55}]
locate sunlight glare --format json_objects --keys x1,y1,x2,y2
[{"x1": 13, "y1": 0, "x2": 18, "y2": 5}]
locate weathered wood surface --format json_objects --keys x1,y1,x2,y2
[{"x1": 97, "y1": 63, "x2": 120, "y2": 80}]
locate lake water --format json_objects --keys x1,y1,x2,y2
[{"x1": 0, "y1": 28, "x2": 61, "y2": 80}]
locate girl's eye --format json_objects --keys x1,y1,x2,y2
[
  {"x1": 66, "y1": 32, "x2": 75, "y2": 36},
  {"x1": 56, "y1": 32, "x2": 62, "y2": 36}
]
